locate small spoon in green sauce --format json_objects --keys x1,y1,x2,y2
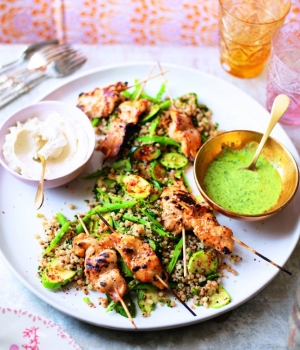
[{"x1": 240, "y1": 94, "x2": 290, "y2": 172}]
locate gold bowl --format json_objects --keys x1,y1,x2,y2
[{"x1": 193, "y1": 130, "x2": 299, "y2": 221}]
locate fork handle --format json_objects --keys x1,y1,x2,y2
[{"x1": 0, "y1": 75, "x2": 47, "y2": 109}]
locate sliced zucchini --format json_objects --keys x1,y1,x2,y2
[
  {"x1": 41, "y1": 258, "x2": 76, "y2": 290},
  {"x1": 188, "y1": 250, "x2": 218, "y2": 276},
  {"x1": 133, "y1": 145, "x2": 161, "y2": 162},
  {"x1": 160, "y1": 152, "x2": 188, "y2": 169},
  {"x1": 208, "y1": 286, "x2": 231, "y2": 308},
  {"x1": 150, "y1": 161, "x2": 166, "y2": 184},
  {"x1": 121, "y1": 174, "x2": 152, "y2": 199},
  {"x1": 138, "y1": 287, "x2": 159, "y2": 317}
]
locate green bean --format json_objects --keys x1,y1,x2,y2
[
  {"x1": 159, "y1": 100, "x2": 171, "y2": 110},
  {"x1": 123, "y1": 212, "x2": 171, "y2": 237},
  {"x1": 92, "y1": 118, "x2": 99, "y2": 127},
  {"x1": 96, "y1": 188, "x2": 111, "y2": 204},
  {"x1": 166, "y1": 237, "x2": 183, "y2": 274},
  {"x1": 141, "y1": 209, "x2": 164, "y2": 230},
  {"x1": 111, "y1": 158, "x2": 131, "y2": 171},
  {"x1": 122, "y1": 213, "x2": 148, "y2": 225},
  {"x1": 76, "y1": 201, "x2": 137, "y2": 233},
  {"x1": 149, "y1": 116, "x2": 160, "y2": 137},
  {"x1": 56, "y1": 212, "x2": 68, "y2": 226},
  {"x1": 156, "y1": 83, "x2": 166, "y2": 101},
  {"x1": 122, "y1": 90, "x2": 132, "y2": 99},
  {"x1": 140, "y1": 91, "x2": 159, "y2": 103},
  {"x1": 206, "y1": 273, "x2": 219, "y2": 281},
  {"x1": 109, "y1": 196, "x2": 124, "y2": 203},
  {"x1": 93, "y1": 219, "x2": 99, "y2": 235},
  {"x1": 151, "y1": 225, "x2": 171, "y2": 237},
  {"x1": 43, "y1": 222, "x2": 70, "y2": 256},
  {"x1": 82, "y1": 166, "x2": 110, "y2": 179},
  {"x1": 135, "y1": 136, "x2": 180, "y2": 147}
]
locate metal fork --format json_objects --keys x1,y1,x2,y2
[
  {"x1": 0, "y1": 50, "x2": 86, "y2": 109},
  {"x1": 0, "y1": 44, "x2": 76, "y2": 90}
]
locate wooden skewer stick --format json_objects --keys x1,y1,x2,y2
[
  {"x1": 96, "y1": 213, "x2": 117, "y2": 233},
  {"x1": 77, "y1": 213, "x2": 90, "y2": 235},
  {"x1": 182, "y1": 227, "x2": 187, "y2": 277},
  {"x1": 134, "y1": 65, "x2": 155, "y2": 103},
  {"x1": 155, "y1": 275, "x2": 197, "y2": 317},
  {"x1": 157, "y1": 62, "x2": 174, "y2": 107},
  {"x1": 125, "y1": 69, "x2": 169, "y2": 90},
  {"x1": 231, "y1": 236, "x2": 292, "y2": 276},
  {"x1": 89, "y1": 214, "x2": 137, "y2": 328},
  {"x1": 114, "y1": 288, "x2": 137, "y2": 329},
  {"x1": 76, "y1": 215, "x2": 136, "y2": 328},
  {"x1": 178, "y1": 202, "x2": 292, "y2": 275},
  {"x1": 97, "y1": 213, "x2": 197, "y2": 316}
]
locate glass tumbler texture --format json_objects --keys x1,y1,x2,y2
[
  {"x1": 266, "y1": 21, "x2": 300, "y2": 125},
  {"x1": 218, "y1": 0, "x2": 291, "y2": 78}
]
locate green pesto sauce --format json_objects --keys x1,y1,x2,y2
[{"x1": 203, "y1": 145, "x2": 282, "y2": 215}]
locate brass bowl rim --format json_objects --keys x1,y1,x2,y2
[{"x1": 193, "y1": 130, "x2": 300, "y2": 220}]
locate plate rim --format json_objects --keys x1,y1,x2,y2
[{"x1": 0, "y1": 61, "x2": 299, "y2": 331}]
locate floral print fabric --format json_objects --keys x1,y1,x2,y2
[{"x1": 0, "y1": 0, "x2": 299, "y2": 45}]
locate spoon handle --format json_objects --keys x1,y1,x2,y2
[
  {"x1": 0, "y1": 39, "x2": 59, "y2": 73},
  {"x1": 34, "y1": 154, "x2": 46, "y2": 210},
  {"x1": 247, "y1": 94, "x2": 290, "y2": 171}
]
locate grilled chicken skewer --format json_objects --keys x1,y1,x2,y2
[
  {"x1": 96, "y1": 213, "x2": 197, "y2": 316},
  {"x1": 74, "y1": 231, "x2": 168, "y2": 290},
  {"x1": 96, "y1": 98, "x2": 151, "y2": 158},
  {"x1": 77, "y1": 70, "x2": 169, "y2": 120},
  {"x1": 160, "y1": 182, "x2": 292, "y2": 275},
  {"x1": 157, "y1": 62, "x2": 201, "y2": 163},
  {"x1": 77, "y1": 82, "x2": 128, "y2": 119},
  {"x1": 74, "y1": 216, "x2": 137, "y2": 327},
  {"x1": 96, "y1": 66, "x2": 155, "y2": 159},
  {"x1": 160, "y1": 181, "x2": 234, "y2": 255}
]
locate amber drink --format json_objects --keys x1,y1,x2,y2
[{"x1": 218, "y1": 0, "x2": 290, "y2": 78}]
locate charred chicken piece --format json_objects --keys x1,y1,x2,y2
[
  {"x1": 160, "y1": 183, "x2": 234, "y2": 254},
  {"x1": 77, "y1": 82, "x2": 128, "y2": 119},
  {"x1": 96, "y1": 99, "x2": 151, "y2": 158},
  {"x1": 73, "y1": 232, "x2": 168, "y2": 291},
  {"x1": 73, "y1": 234, "x2": 126, "y2": 302},
  {"x1": 85, "y1": 247, "x2": 127, "y2": 302},
  {"x1": 168, "y1": 110, "x2": 201, "y2": 162},
  {"x1": 110, "y1": 233, "x2": 168, "y2": 290}
]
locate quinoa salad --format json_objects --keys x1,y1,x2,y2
[{"x1": 37, "y1": 77, "x2": 241, "y2": 321}]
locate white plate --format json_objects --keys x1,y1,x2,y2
[
  {"x1": 0, "y1": 306, "x2": 81, "y2": 349},
  {"x1": 0, "y1": 62, "x2": 299, "y2": 331}
]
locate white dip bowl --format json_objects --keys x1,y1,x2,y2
[{"x1": 0, "y1": 100, "x2": 95, "y2": 188}]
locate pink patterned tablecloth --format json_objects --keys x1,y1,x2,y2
[{"x1": 0, "y1": 1, "x2": 299, "y2": 45}]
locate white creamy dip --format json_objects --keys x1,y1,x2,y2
[{"x1": 3, "y1": 111, "x2": 90, "y2": 180}]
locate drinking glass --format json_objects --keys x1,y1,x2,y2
[
  {"x1": 266, "y1": 21, "x2": 300, "y2": 125},
  {"x1": 218, "y1": 0, "x2": 291, "y2": 78}
]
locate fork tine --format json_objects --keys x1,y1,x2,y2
[{"x1": 61, "y1": 55, "x2": 87, "y2": 76}]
